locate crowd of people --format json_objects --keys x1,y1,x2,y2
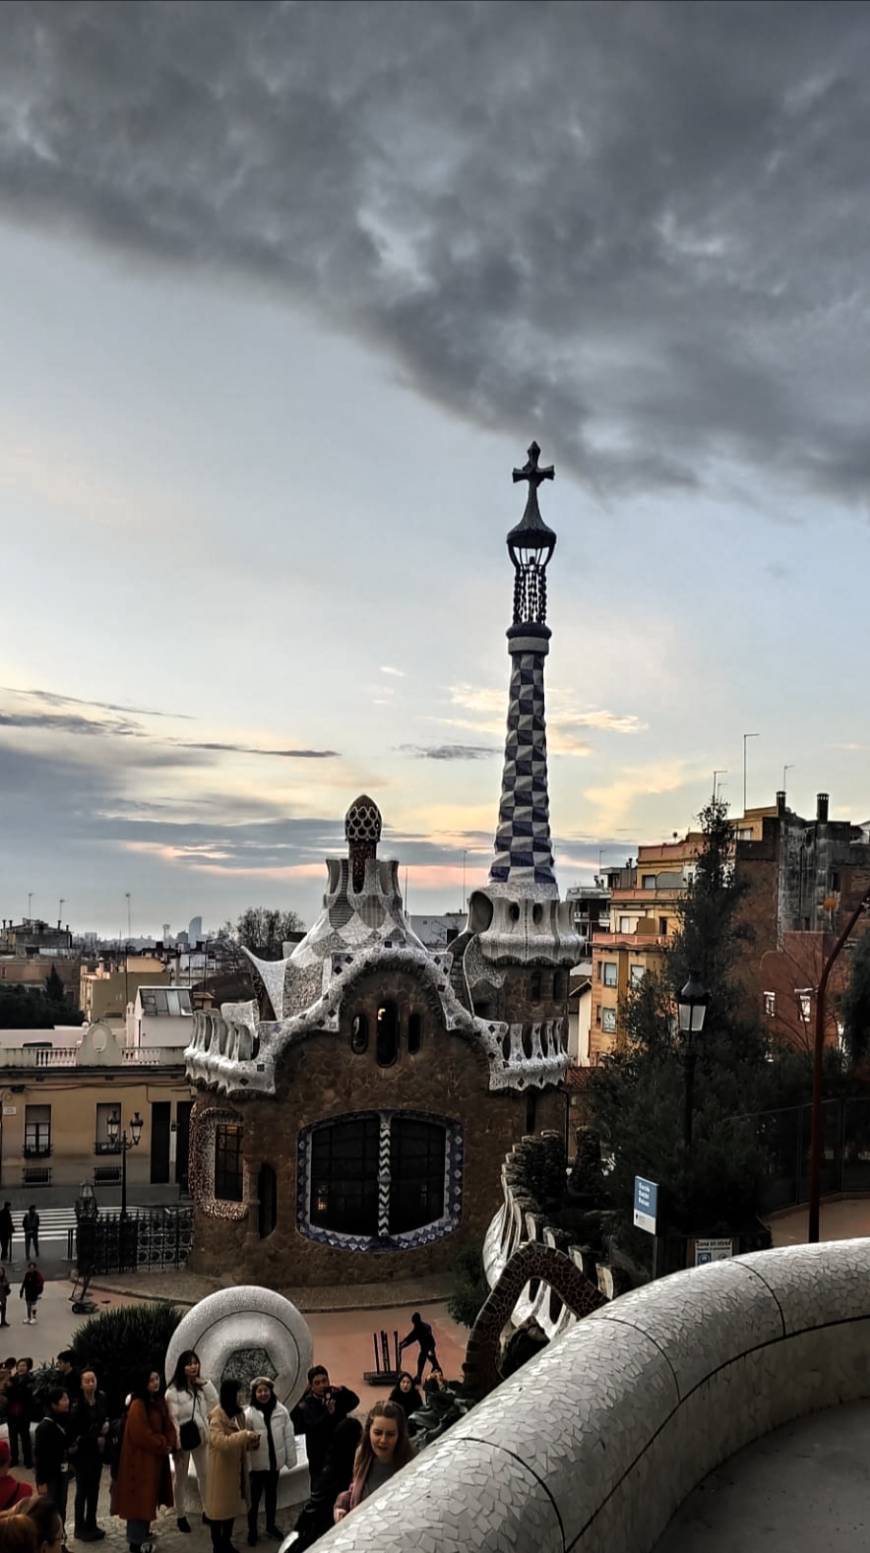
[{"x1": 0, "y1": 1310, "x2": 463, "y2": 1553}]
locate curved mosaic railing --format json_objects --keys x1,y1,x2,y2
[{"x1": 315, "y1": 1238, "x2": 870, "y2": 1552}]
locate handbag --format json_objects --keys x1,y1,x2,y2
[{"x1": 179, "y1": 1418, "x2": 201, "y2": 1451}]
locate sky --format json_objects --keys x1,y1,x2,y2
[{"x1": 2, "y1": 0, "x2": 870, "y2": 936}]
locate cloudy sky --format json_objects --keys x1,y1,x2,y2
[{"x1": 2, "y1": 0, "x2": 870, "y2": 936}]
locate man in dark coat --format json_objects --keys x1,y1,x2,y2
[
  {"x1": 35, "y1": 1387, "x2": 72, "y2": 1533},
  {"x1": 290, "y1": 1366, "x2": 359, "y2": 1481},
  {"x1": 0, "y1": 1205, "x2": 13, "y2": 1262},
  {"x1": 71, "y1": 1367, "x2": 108, "y2": 1541},
  {"x1": 398, "y1": 1312, "x2": 440, "y2": 1383}
]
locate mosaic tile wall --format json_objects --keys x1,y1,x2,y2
[
  {"x1": 314, "y1": 1238, "x2": 870, "y2": 1553},
  {"x1": 490, "y1": 648, "x2": 557, "y2": 893}
]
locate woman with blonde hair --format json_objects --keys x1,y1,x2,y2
[{"x1": 334, "y1": 1401, "x2": 413, "y2": 1522}]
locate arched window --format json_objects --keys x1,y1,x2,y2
[
  {"x1": 257, "y1": 1163, "x2": 277, "y2": 1239},
  {"x1": 376, "y1": 1002, "x2": 399, "y2": 1066},
  {"x1": 351, "y1": 1013, "x2": 369, "y2": 1054},
  {"x1": 303, "y1": 1112, "x2": 459, "y2": 1249},
  {"x1": 407, "y1": 1012, "x2": 422, "y2": 1054},
  {"x1": 214, "y1": 1122, "x2": 243, "y2": 1202},
  {"x1": 530, "y1": 970, "x2": 542, "y2": 1003}
]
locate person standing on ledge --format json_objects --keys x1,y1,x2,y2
[
  {"x1": 290, "y1": 1367, "x2": 359, "y2": 1482},
  {"x1": 398, "y1": 1313, "x2": 440, "y2": 1384}
]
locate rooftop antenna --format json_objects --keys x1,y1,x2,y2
[
  {"x1": 125, "y1": 891, "x2": 132, "y2": 940},
  {"x1": 713, "y1": 769, "x2": 727, "y2": 801},
  {"x1": 783, "y1": 763, "x2": 794, "y2": 797},
  {"x1": 26, "y1": 892, "x2": 33, "y2": 921},
  {"x1": 58, "y1": 897, "x2": 65, "y2": 929}
]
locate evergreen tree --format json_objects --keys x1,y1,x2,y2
[
  {"x1": 842, "y1": 929, "x2": 870, "y2": 1068},
  {"x1": 586, "y1": 800, "x2": 775, "y2": 1246},
  {"x1": 44, "y1": 965, "x2": 66, "y2": 1005}
]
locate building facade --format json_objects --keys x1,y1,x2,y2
[
  {"x1": 185, "y1": 442, "x2": 579, "y2": 1286},
  {"x1": 0, "y1": 1022, "x2": 192, "y2": 1199}
]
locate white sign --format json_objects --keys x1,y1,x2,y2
[
  {"x1": 695, "y1": 1237, "x2": 733, "y2": 1266},
  {"x1": 2, "y1": 1106, "x2": 15, "y2": 1117}
]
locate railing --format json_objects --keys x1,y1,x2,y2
[
  {"x1": 69, "y1": 1206, "x2": 193, "y2": 1274},
  {"x1": 754, "y1": 1095, "x2": 870, "y2": 1214},
  {"x1": 23, "y1": 1144, "x2": 52, "y2": 1159},
  {"x1": 94, "y1": 1141, "x2": 121, "y2": 1155},
  {"x1": 0, "y1": 1044, "x2": 188, "y2": 1069}
]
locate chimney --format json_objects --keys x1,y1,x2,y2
[
  {"x1": 817, "y1": 793, "x2": 829, "y2": 824},
  {"x1": 776, "y1": 790, "x2": 786, "y2": 816}
]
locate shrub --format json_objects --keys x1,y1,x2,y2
[
  {"x1": 447, "y1": 1243, "x2": 489, "y2": 1328},
  {"x1": 71, "y1": 1301, "x2": 183, "y2": 1415}
]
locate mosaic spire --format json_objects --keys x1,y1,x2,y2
[{"x1": 488, "y1": 442, "x2": 558, "y2": 898}]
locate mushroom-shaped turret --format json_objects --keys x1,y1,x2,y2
[{"x1": 345, "y1": 794, "x2": 382, "y2": 891}]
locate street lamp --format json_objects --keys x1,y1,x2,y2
[
  {"x1": 807, "y1": 888, "x2": 870, "y2": 1243},
  {"x1": 678, "y1": 975, "x2": 709, "y2": 1154},
  {"x1": 106, "y1": 1110, "x2": 143, "y2": 1221}
]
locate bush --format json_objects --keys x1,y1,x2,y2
[
  {"x1": 447, "y1": 1243, "x2": 489, "y2": 1328},
  {"x1": 71, "y1": 1301, "x2": 183, "y2": 1416}
]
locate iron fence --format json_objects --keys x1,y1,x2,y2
[
  {"x1": 754, "y1": 1096, "x2": 870, "y2": 1215},
  {"x1": 69, "y1": 1206, "x2": 193, "y2": 1274}
]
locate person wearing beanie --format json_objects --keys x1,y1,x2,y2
[{"x1": 0, "y1": 1440, "x2": 30, "y2": 1509}]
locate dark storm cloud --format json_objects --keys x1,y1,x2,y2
[
  {"x1": 398, "y1": 743, "x2": 499, "y2": 761},
  {"x1": 3, "y1": 2, "x2": 870, "y2": 500}
]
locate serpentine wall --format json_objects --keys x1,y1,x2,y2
[{"x1": 317, "y1": 1238, "x2": 870, "y2": 1553}]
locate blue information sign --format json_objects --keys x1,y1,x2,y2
[{"x1": 633, "y1": 1175, "x2": 658, "y2": 1235}]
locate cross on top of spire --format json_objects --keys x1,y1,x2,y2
[{"x1": 507, "y1": 440, "x2": 556, "y2": 554}]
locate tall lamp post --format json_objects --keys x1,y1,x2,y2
[
  {"x1": 807, "y1": 888, "x2": 870, "y2": 1243},
  {"x1": 106, "y1": 1110, "x2": 143, "y2": 1221},
  {"x1": 679, "y1": 974, "x2": 709, "y2": 1259},
  {"x1": 679, "y1": 974, "x2": 710, "y2": 1156}
]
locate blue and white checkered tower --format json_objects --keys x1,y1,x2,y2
[{"x1": 489, "y1": 441, "x2": 559, "y2": 898}]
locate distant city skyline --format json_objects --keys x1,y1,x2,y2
[{"x1": 2, "y1": 3, "x2": 870, "y2": 933}]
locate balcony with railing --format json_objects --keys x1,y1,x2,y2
[{"x1": 0, "y1": 1044, "x2": 188, "y2": 1069}]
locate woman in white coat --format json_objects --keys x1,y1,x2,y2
[
  {"x1": 243, "y1": 1377, "x2": 295, "y2": 1545},
  {"x1": 165, "y1": 1348, "x2": 219, "y2": 1531}
]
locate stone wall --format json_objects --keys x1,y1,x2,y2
[
  {"x1": 189, "y1": 995, "x2": 564, "y2": 1285},
  {"x1": 315, "y1": 1238, "x2": 870, "y2": 1552}
]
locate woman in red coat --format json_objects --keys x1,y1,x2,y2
[{"x1": 111, "y1": 1371, "x2": 174, "y2": 1553}]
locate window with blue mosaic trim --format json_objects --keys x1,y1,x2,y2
[
  {"x1": 310, "y1": 1115, "x2": 380, "y2": 1236},
  {"x1": 389, "y1": 1118, "x2": 446, "y2": 1234}
]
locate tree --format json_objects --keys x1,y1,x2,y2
[
  {"x1": 233, "y1": 907, "x2": 306, "y2": 959},
  {"x1": 44, "y1": 965, "x2": 66, "y2": 1005},
  {"x1": 586, "y1": 800, "x2": 783, "y2": 1249},
  {"x1": 842, "y1": 929, "x2": 870, "y2": 1068},
  {"x1": 0, "y1": 984, "x2": 83, "y2": 1030}
]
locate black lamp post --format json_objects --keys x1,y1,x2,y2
[
  {"x1": 678, "y1": 974, "x2": 709, "y2": 1155},
  {"x1": 106, "y1": 1110, "x2": 143, "y2": 1221}
]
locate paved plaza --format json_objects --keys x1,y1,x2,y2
[{"x1": 656, "y1": 1398, "x2": 870, "y2": 1550}]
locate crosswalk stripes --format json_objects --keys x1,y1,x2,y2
[{"x1": 6, "y1": 1206, "x2": 149, "y2": 1244}]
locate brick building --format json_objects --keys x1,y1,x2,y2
[
  {"x1": 185, "y1": 442, "x2": 579, "y2": 1286},
  {"x1": 587, "y1": 791, "x2": 870, "y2": 1060}
]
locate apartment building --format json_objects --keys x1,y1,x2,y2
[{"x1": 0, "y1": 1021, "x2": 192, "y2": 1199}]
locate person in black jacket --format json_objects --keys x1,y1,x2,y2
[
  {"x1": 289, "y1": 1367, "x2": 359, "y2": 1482},
  {"x1": 0, "y1": 1204, "x2": 13, "y2": 1263},
  {"x1": 290, "y1": 1415, "x2": 362, "y2": 1551},
  {"x1": 6, "y1": 1358, "x2": 34, "y2": 1469},
  {"x1": 34, "y1": 1388, "x2": 72, "y2": 1534},
  {"x1": 71, "y1": 1368, "x2": 108, "y2": 1542},
  {"x1": 398, "y1": 1312, "x2": 439, "y2": 1383}
]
